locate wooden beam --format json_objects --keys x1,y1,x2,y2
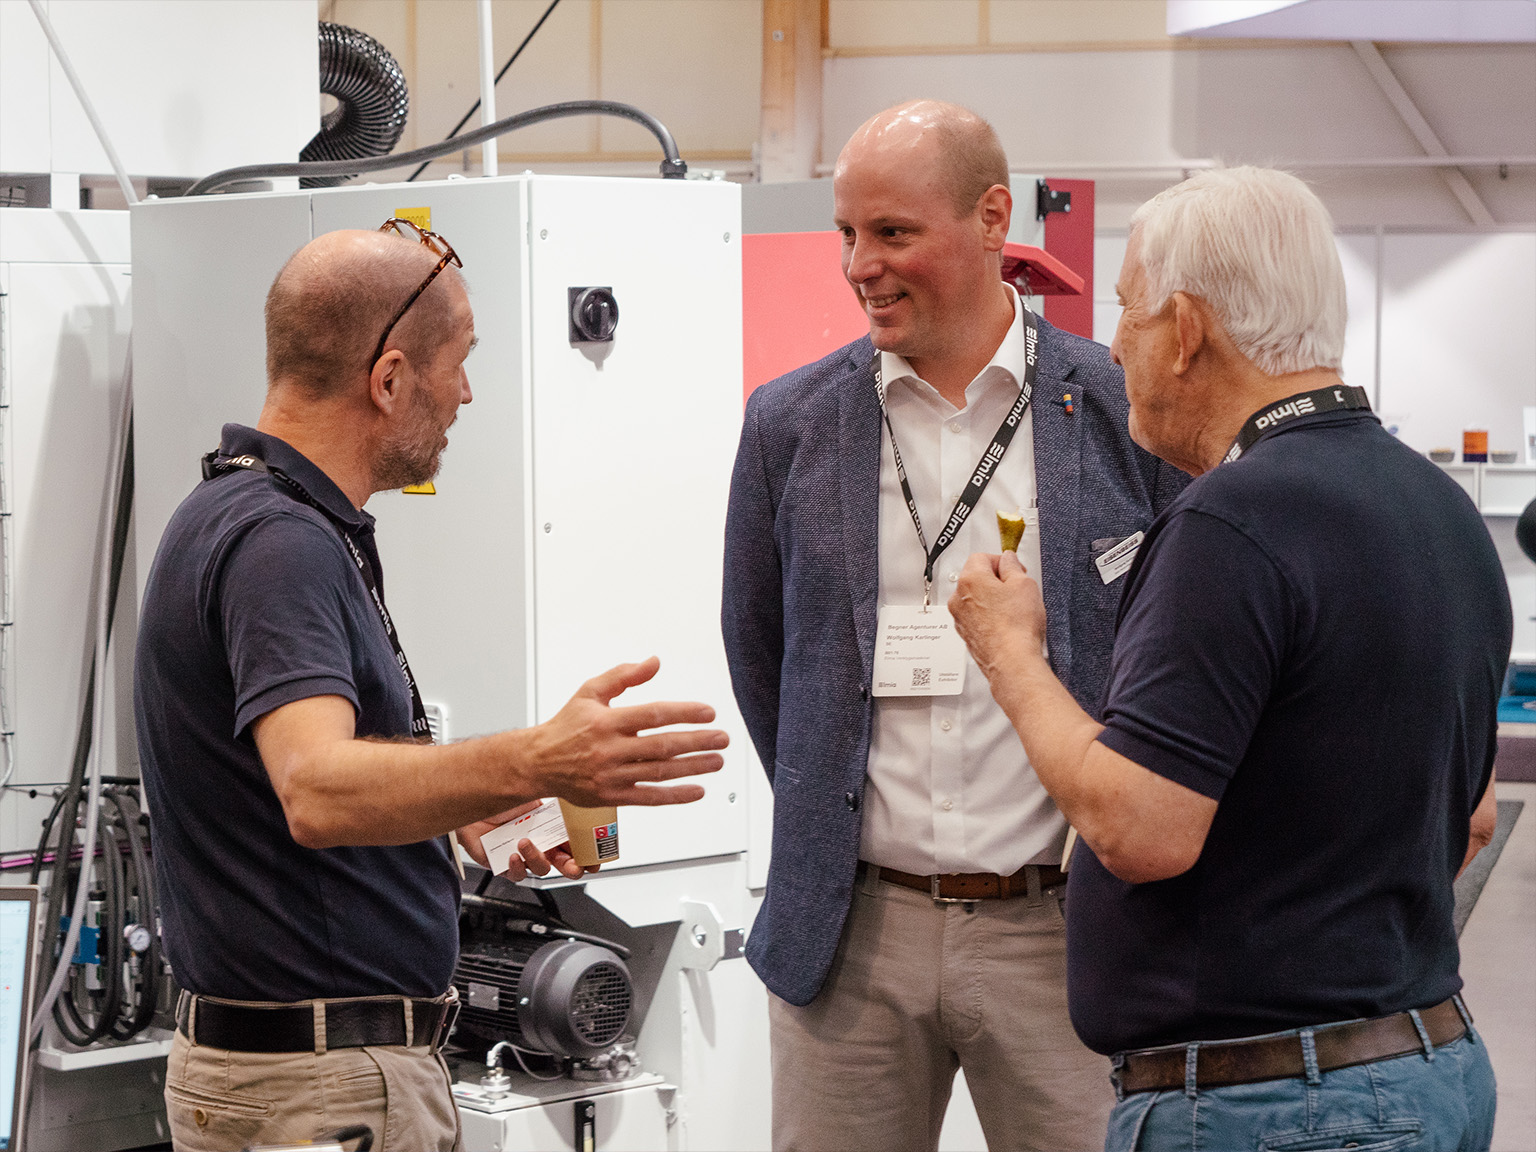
[{"x1": 759, "y1": 0, "x2": 825, "y2": 183}]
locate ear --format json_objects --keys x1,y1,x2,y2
[
  {"x1": 1169, "y1": 292, "x2": 1207, "y2": 376},
  {"x1": 977, "y1": 184, "x2": 1012, "y2": 252},
  {"x1": 368, "y1": 351, "x2": 407, "y2": 414}
]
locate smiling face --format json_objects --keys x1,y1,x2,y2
[
  {"x1": 832, "y1": 117, "x2": 1004, "y2": 381},
  {"x1": 375, "y1": 274, "x2": 476, "y2": 489}
]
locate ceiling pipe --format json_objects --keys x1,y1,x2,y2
[{"x1": 812, "y1": 156, "x2": 1536, "y2": 177}]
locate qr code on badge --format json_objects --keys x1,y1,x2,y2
[{"x1": 911, "y1": 666, "x2": 931, "y2": 688}]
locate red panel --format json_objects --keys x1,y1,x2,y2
[
  {"x1": 1041, "y1": 179, "x2": 1096, "y2": 341},
  {"x1": 742, "y1": 232, "x2": 868, "y2": 404},
  {"x1": 1000, "y1": 243, "x2": 1085, "y2": 296}
]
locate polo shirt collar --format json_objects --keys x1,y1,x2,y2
[{"x1": 218, "y1": 423, "x2": 374, "y2": 533}]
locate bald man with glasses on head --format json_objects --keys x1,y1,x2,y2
[{"x1": 135, "y1": 223, "x2": 728, "y2": 1151}]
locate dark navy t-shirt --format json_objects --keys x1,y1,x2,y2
[
  {"x1": 135, "y1": 424, "x2": 460, "y2": 1001},
  {"x1": 1067, "y1": 409, "x2": 1509, "y2": 1055}
]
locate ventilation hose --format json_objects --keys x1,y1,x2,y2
[
  {"x1": 186, "y1": 99, "x2": 687, "y2": 195},
  {"x1": 300, "y1": 23, "x2": 410, "y2": 189}
]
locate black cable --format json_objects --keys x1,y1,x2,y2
[
  {"x1": 185, "y1": 99, "x2": 686, "y2": 195},
  {"x1": 407, "y1": 0, "x2": 563, "y2": 182},
  {"x1": 104, "y1": 789, "x2": 158, "y2": 1039},
  {"x1": 54, "y1": 820, "x2": 124, "y2": 1045}
]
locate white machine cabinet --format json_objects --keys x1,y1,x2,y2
[{"x1": 132, "y1": 175, "x2": 748, "y2": 870}]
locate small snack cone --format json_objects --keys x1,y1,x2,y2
[{"x1": 997, "y1": 509, "x2": 1026, "y2": 553}]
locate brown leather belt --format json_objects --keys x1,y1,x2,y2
[
  {"x1": 1114, "y1": 997, "x2": 1470, "y2": 1094},
  {"x1": 863, "y1": 861, "x2": 1068, "y2": 902}
]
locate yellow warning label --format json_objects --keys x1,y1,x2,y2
[
  {"x1": 401, "y1": 481, "x2": 436, "y2": 495},
  {"x1": 394, "y1": 206, "x2": 431, "y2": 231}
]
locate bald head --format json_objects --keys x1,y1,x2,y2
[
  {"x1": 837, "y1": 100, "x2": 1009, "y2": 218},
  {"x1": 265, "y1": 228, "x2": 466, "y2": 397}
]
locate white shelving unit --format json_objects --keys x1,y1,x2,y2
[{"x1": 1435, "y1": 462, "x2": 1536, "y2": 517}]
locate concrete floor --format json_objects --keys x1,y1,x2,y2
[{"x1": 1461, "y1": 780, "x2": 1536, "y2": 1152}]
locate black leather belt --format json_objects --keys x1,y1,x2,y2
[
  {"x1": 176, "y1": 989, "x2": 460, "y2": 1054},
  {"x1": 863, "y1": 861, "x2": 1068, "y2": 902},
  {"x1": 1114, "y1": 997, "x2": 1470, "y2": 1094}
]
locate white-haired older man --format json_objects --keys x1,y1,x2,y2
[{"x1": 949, "y1": 167, "x2": 1506, "y2": 1152}]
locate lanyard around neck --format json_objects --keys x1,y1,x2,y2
[
  {"x1": 1221, "y1": 384, "x2": 1372, "y2": 464},
  {"x1": 201, "y1": 450, "x2": 433, "y2": 742},
  {"x1": 873, "y1": 306, "x2": 1039, "y2": 605}
]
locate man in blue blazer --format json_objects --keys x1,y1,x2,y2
[{"x1": 723, "y1": 101, "x2": 1187, "y2": 1151}]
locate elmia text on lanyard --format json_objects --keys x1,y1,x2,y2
[
  {"x1": 1223, "y1": 384, "x2": 1372, "y2": 464},
  {"x1": 869, "y1": 308, "x2": 1039, "y2": 700}
]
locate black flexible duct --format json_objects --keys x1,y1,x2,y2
[
  {"x1": 300, "y1": 23, "x2": 410, "y2": 190},
  {"x1": 186, "y1": 99, "x2": 687, "y2": 195}
]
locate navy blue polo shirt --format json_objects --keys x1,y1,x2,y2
[
  {"x1": 1067, "y1": 408, "x2": 1509, "y2": 1055},
  {"x1": 135, "y1": 424, "x2": 460, "y2": 1001}
]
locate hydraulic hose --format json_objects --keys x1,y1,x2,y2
[{"x1": 185, "y1": 99, "x2": 687, "y2": 195}]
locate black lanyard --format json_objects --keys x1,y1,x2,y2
[
  {"x1": 201, "y1": 450, "x2": 433, "y2": 742},
  {"x1": 874, "y1": 307, "x2": 1039, "y2": 604},
  {"x1": 1222, "y1": 384, "x2": 1372, "y2": 464}
]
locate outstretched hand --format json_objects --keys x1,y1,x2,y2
[
  {"x1": 948, "y1": 551, "x2": 1047, "y2": 679},
  {"x1": 520, "y1": 656, "x2": 728, "y2": 808}
]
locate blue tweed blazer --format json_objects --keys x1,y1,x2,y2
[{"x1": 722, "y1": 317, "x2": 1187, "y2": 1006}]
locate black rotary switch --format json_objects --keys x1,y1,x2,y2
[{"x1": 568, "y1": 286, "x2": 619, "y2": 343}]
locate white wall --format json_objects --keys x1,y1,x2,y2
[
  {"x1": 822, "y1": 42, "x2": 1536, "y2": 230},
  {"x1": 0, "y1": 0, "x2": 318, "y2": 184}
]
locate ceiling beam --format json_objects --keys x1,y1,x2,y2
[{"x1": 1351, "y1": 39, "x2": 1495, "y2": 226}]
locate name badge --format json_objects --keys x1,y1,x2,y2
[
  {"x1": 872, "y1": 605, "x2": 967, "y2": 697},
  {"x1": 1094, "y1": 531, "x2": 1144, "y2": 585}
]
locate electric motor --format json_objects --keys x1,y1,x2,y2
[{"x1": 453, "y1": 909, "x2": 632, "y2": 1059}]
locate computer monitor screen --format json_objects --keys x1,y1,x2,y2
[{"x1": 0, "y1": 887, "x2": 40, "y2": 1151}]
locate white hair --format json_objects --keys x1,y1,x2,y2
[{"x1": 1128, "y1": 167, "x2": 1346, "y2": 376}]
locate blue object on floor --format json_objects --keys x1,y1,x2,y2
[{"x1": 1498, "y1": 697, "x2": 1536, "y2": 724}]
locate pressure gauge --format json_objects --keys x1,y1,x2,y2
[{"x1": 124, "y1": 923, "x2": 153, "y2": 954}]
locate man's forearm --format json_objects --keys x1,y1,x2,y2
[
  {"x1": 983, "y1": 641, "x2": 1216, "y2": 883},
  {"x1": 269, "y1": 718, "x2": 536, "y2": 850},
  {"x1": 258, "y1": 660, "x2": 726, "y2": 851},
  {"x1": 983, "y1": 643, "x2": 1105, "y2": 831}
]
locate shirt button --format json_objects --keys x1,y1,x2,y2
[
  {"x1": 845, "y1": 792, "x2": 859, "y2": 812},
  {"x1": 948, "y1": 572, "x2": 957, "y2": 583},
  {"x1": 940, "y1": 719, "x2": 953, "y2": 732},
  {"x1": 942, "y1": 799, "x2": 954, "y2": 811},
  {"x1": 948, "y1": 422, "x2": 962, "y2": 433}
]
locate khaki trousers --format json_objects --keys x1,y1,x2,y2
[
  {"x1": 165, "y1": 1028, "x2": 460, "y2": 1152},
  {"x1": 769, "y1": 867, "x2": 1113, "y2": 1152}
]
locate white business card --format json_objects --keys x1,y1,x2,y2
[
  {"x1": 481, "y1": 798, "x2": 570, "y2": 876},
  {"x1": 1094, "y1": 531, "x2": 1144, "y2": 585}
]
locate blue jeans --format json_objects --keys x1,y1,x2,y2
[{"x1": 1106, "y1": 1029, "x2": 1496, "y2": 1152}]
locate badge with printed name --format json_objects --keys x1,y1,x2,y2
[
  {"x1": 1093, "y1": 531, "x2": 1144, "y2": 585},
  {"x1": 872, "y1": 605, "x2": 967, "y2": 697}
]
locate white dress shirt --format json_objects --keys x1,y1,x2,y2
[{"x1": 862, "y1": 286, "x2": 1067, "y2": 875}]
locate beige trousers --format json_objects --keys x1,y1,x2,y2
[
  {"x1": 165, "y1": 1028, "x2": 461, "y2": 1152},
  {"x1": 769, "y1": 867, "x2": 1113, "y2": 1152}
]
